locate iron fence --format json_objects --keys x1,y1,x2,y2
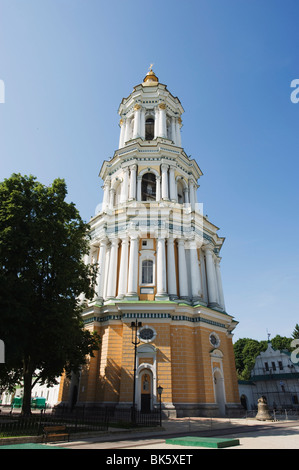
[
  {"x1": 0, "y1": 404, "x2": 160, "y2": 438},
  {"x1": 0, "y1": 407, "x2": 108, "y2": 438}
]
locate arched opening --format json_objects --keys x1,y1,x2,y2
[
  {"x1": 240, "y1": 394, "x2": 248, "y2": 410},
  {"x1": 141, "y1": 173, "x2": 156, "y2": 201},
  {"x1": 145, "y1": 118, "x2": 154, "y2": 140},
  {"x1": 140, "y1": 370, "x2": 152, "y2": 413},
  {"x1": 177, "y1": 180, "x2": 184, "y2": 204},
  {"x1": 214, "y1": 368, "x2": 226, "y2": 417}
]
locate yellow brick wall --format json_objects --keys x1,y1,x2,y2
[
  {"x1": 119, "y1": 323, "x2": 135, "y2": 402},
  {"x1": 59, "y1": 318, "x2": 240, "y2": 411}
]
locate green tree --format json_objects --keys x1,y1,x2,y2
[
  {"x1": 271, "y1": 334, "x2": 292, "y2": 351},
  {"x1": 234, "y1": 338, "x2": 267, "y2": 380},
  {"x1": 0, "y1": 174, "x2": 99, "y2": 415},
  {"x1": 292, "y1": 324, "x2": 299, "y2": 339}
]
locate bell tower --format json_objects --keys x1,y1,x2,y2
[{"x1": 59, "y1": 68, "x2": 241, "y2": 418}]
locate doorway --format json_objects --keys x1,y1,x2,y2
[
  {"x1": 214, "y1": 369, "x2": 226, "y2": 417},
  {"x1": 140, "y1": 371, "x2": 152, "y2": 413}
]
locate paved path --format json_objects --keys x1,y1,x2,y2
[{"x1": 50, "y1": 418, "x2": 299, "y2": 450}]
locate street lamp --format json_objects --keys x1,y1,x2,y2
[
  {"x1": 131, "y1": 320, "x2": 142, "y2": 424},
  {"x1": 157, "y1": 385, "x2": 163, "y2": 426}
]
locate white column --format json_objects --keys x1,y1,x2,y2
[
  {"x1": 109, "y1": 188, "x2": 115, "y2": 209},
  {"x1": 124, "y1": 118, "x2": 131, "y2": 144},
  {"x1": 171, "y1": 117, "x2": 177, "y2": 145},
  {"x1": 106, "y1": 238, "x2": 119, "y2": 299},
  {"x1": 167, "y1": 238, "x2": 178, "y2": 299},
  {"x1": 129, "y1": 164, "x2": 137, "y2": 200},
  {"x1": 161, "y1": 164, "x2": 169, "y2": 200},
  {"x1": 169, "y1": 165, "x2": 176, "y2": 202},
  {"x1": 177, "y1": 239, "x2": 189, "y2": 299},
  {"x1": 126, "y1": 234, "x2": 139, "y2": 300},
  {"x1": 203, "y1": 244, "x2": 219, "y2": 308},
  {"x1": 95, "y1": 238, "x2": 108, "y2": 301},
  {"x1": 117, "y1": 236, "x2": 129, "y2": 298},
  {"x1": 154, "y1": 107, "x2": 160, "y2": 139},
  {"x1": 140, "y1": 107, "x2": 145, "y2": 140},
  {"x1": 189, "y1": 179, "x2": 195, "y2": 211},
  {"x1": 133, "y1": 104, "x2": 141, "y2": 139},
  {"x1": 102, "y1": 179, "x2": 110, "y2": 210},
  {"x1": 155, "y1": 175, "x2": 161, "y2": 202},
  {"x1": 176, "y1": 117, "x2": 182, "y2": 147},
  {"x1": 215, "y1": 257, "x2": 225, "y2": 311},
  {"x1": 119, "y1": 119, "x2": 125, "y2": 148},
  {"x1": 189, "y1": 240, "x2": 202, "y2": 302},
  {"x1": 137, "y1": 176, "x2": 142, "y2": 201},
  {"x1": 156, "y1": 236, "x2": 168, "y2": 300},
  {"x1": 103, "y1": 245, "x2": 110, "y2": 300},
  {"x1": 183, "y1": 187, "x2": 189, "y2": 204},
  {"x1": 159, "y1": 103, "x2": 167, "y2": 138},
  {"x1": 120, "y1": 167, "x2": 129, "y2": 203}
]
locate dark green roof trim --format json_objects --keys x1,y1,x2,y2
[{"x1": 251, "y1": 372, "x2": 299, "y2": 381}]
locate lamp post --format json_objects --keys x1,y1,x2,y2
[
  {"x1": 131, "y1": 320, "x2": 142, "y2": 424},
  {"x1": 157, "y1": 385, "x2": 163, "y2": 427}
]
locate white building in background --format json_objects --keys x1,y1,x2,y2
[{"x1": 239, "y1": 341, "x2": 299, "y2": 411}]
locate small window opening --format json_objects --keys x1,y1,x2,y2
[
  {"x1": 142, "y1": 173, "x2": 156, "y2": 201},
  {"x1": 145, "y1": 118, "x2": 154, "y2": 140}
]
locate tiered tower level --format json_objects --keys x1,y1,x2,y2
[{"x1": 59, "y1": 69, "x2": 241, "y2": 417}]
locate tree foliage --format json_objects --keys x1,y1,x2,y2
[
  {"x1": 0, "y1": 174, "x2": 99, "y2": 414},
  {"x1": 234, "y1": 333, "x2": 294, "y2": 380},
  {"x1": 292, "y1": 324, "x2": 299, "y2": 340}
]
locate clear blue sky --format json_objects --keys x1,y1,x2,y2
[{"x1": 1, "y1": 0, "x2": 298, "y2": 342}]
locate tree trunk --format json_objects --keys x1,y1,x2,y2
[{"x1": 22, "y1": 358, "x2": 34, "y2": 416}]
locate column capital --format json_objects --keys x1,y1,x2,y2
[
  {"x1": 119, "y1": 234, "x2": 129, "y2": 243},
  {"x1": 99, "y1": 237, "x2": 108, "y2": 247},
  {"x1": 128, "y1": 230, "x2": 139, "y2": 240},
  {"x1": 156, "y1": 231, "x2": 167, "y2": 241},
  {"x1": 129, "y1": 164, "x2": 137, "y2": 171},
  {"x1": 161, "y1": 163, "x2": 169, "y2": 171},
  {"x1": 189, "y1": 239, "x2": 198, "y2": 249},
  {"x1": 158, "y1": 102, "x2": 166, "y2": 110},
  {"x1": 202, "y1": 242, "x2": 214, "y2": 253}
]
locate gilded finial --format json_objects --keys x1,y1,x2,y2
[{"x1": 143, "y1": 64, "x2": 159, "y2": 85}]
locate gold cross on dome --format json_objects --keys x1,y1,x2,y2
[{"x1": 149, "y1": 63, "x2": 154, "y2": 71}]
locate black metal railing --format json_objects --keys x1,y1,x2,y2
[
  {"x1": 0, "y1": 404, "x2": 160, "y2": 438},
  {"x1": 0, "y1": 407, "x2": 108, "y2": 438}
]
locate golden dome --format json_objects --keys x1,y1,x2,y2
[{"x1": 143, "y1": 65, "x2": 159, "y2": 85}]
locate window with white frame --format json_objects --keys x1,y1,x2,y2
[
  {"x1": 139, "y1": 251, "x2": 155, "y2": 287},
  {"x1": 142, "y1": 259, "x2": 153, "y2": 284}
]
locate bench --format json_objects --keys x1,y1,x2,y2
[{"x1": 43, "y1": 425, "x2": 69, "y2": 443}]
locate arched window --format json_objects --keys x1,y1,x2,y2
[
  {"x1": 141, "y1": 173, "x2": 156, "y2": 201},
  {"x1": 142, "y1": 259, "x2": 153, "y2": 284},
  {"x1": 145, "y1": 118, "x2": 154, "y2": 140},
  {"x1": 177, "y1": 180, "x2": 184, "y2": 204}
]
